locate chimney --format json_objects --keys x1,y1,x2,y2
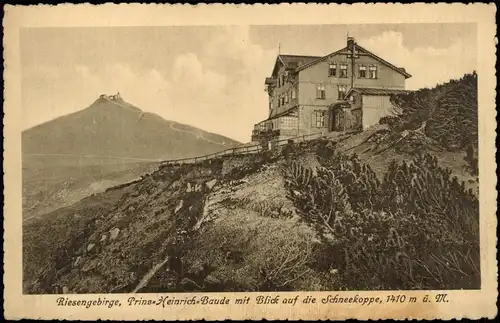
[{"x1": 347, "y1": 36, "x2": 355, "y2": 48}]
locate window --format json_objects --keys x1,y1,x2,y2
[
  {"x1": 281, "y1": 95, "x2": 285, "y2": 106},
  {"x1": 316, "y1": 85, "x2": 326, "y2": 99},
  {"x1": 281, "y1": 116, "x2": 298, "y2": 129},
  {"x1": 338, "y1": 84, "x2": 347, "y2": 99},
  {"x1": 340, "y1": 64, "x2": 348, "y2": 78},
  {"x1": 277, "y1": 96, "x2": 280, "y2": 107},
  {"x1": 284, "y1": 93, "x2": 289, "y2": 104},
  {"x1": 272, "y1": 119, "x2": 280, "y2": 130},
  {"x1": 328, "y1": 63, "x2": 337, "y2": 77},
  {"x1": 291, "y1": 89, "x2": 297, "y2": 100},
  {"x1": 269, "y1": 101, "x2": 273, "y2": 111},
  {"x1": 369, "y1": 65, "x2": 378, "y2": 79},
  {"x1": 259, "y1": 122, "x2": 269, "y2": 131},
  {"x1": 359, "y1": 65, "x2": 367, "y2": 78},
  {"x1": 314, "y1": 111, "x2": 326, "y2": 127}
]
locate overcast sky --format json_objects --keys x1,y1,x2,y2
[{"x1": 21, "y1": 23, "x2": 477, "y2": 142}]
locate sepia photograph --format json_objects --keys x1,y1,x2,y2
[
  {"x1": 21, "y1": 22, "x2": 480, "y2": 294},
  {"x1": 3, "y1": 3, "x2": 497, "y2": 321}
]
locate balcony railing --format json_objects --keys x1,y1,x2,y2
[{"x1": 251, "y1": 128, "x2": 299, "y2": 142}]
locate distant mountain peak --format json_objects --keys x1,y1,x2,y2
[
  {"x1": 91, "y1": 92, "x2": 143, "y2": 114},
  {"x1": 23, "y1": 94, "x2": 241, "y2": 160}
]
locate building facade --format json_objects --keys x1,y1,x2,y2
[{"x1": 251, "y1": 37, "x2": 412, "y2": 144}]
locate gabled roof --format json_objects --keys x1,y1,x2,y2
[
  {"x1": 279, "y1": 54, "x2": 321, "y2": 66},
  {"x1": 345, "y1": 87, "x2": 413, "y2": 98},
  {"x1": 271, "y1": 54, "x2": 322, "y2": 77},
  {"x1": 356, "y1": 44, "x2": 412, "y2": 79},
  {"x1": 295, "y1": 48, "x2": 346, "y2": 72},
  {"x1": 295, "y1": 44, "x2": 412, "y2": 79}
]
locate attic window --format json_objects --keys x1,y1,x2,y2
[
  {"x1": 340, "y1": 64, "x2": 348, "y2": 78},
  {"x1": 328, "y1": 63, "x2": 337, "y2": 77},
  {"x1": 359, "y1": 65, "x2": 367, "y2": 78},
  {"x1": 369, "y1": 65, "x2": 378, "y2": 79}
]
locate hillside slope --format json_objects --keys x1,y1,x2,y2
[
  {"x1": 22, "y1": 95, "x2": 240, "y2": 219},
  {"x1": 22, "y1": 96, "x2": 240, "y2": 160},
  {"x1": 23, "y1": 129, "x2": 479, "y2": 294},
  {"x1": 23, "y1": 74, "x2": 479, "y2": 293}
]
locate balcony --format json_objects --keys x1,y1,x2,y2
[
  {"x1": 265, "y1": 77, "x2": 277, "y2": 85},
  {"x1": 251, "y1": 115, "x2": 299, "y2": 142}
]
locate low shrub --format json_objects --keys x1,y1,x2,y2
[
  {"x1": 379, "y1": 115, "x2": 403, "y2": 129},
  {"x1": 285, "y1": 152, "x2": 480, "y2": 290}
]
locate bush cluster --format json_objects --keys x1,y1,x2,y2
[
  {"x1": 388, "y1": 72, "x2": 478, "y2": 151},
  {"x1": 285, "y1": 151, "x2": 479, "y2": 290}
]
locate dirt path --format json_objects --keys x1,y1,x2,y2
[
  {"x1": 169, "y1": 123, "x2": 229, "y2": 148},
  {"x1": 23, "y1": 153, "x2": 162, "y2": 162},
  {"x1": 112, "y1": 98, "x2": 231, "y2": 149}
]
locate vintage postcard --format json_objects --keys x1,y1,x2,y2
[{"x1": 3, "y1": 3, "x2": 498, "y2": 321}]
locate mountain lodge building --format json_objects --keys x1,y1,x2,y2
[{"x1": 251, "y1": 37, "x2": 412, "y2": 144}]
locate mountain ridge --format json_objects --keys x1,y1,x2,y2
[{"x1": 22, "y1": 95, "x2": 240, "y2": 161}]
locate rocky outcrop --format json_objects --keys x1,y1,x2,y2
[
  {"x1": 174, "y1": 200, "x2": 184, "y2": 214},
  {"x1": 86, "y1": 243, "x2": 95, "y2": 253},
  {"x1": 109, "y1": 228, "x2": 120, "y2": 240},
  {"x1": 205, "y1": 179, "x2": 217, "y2": 190}
]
